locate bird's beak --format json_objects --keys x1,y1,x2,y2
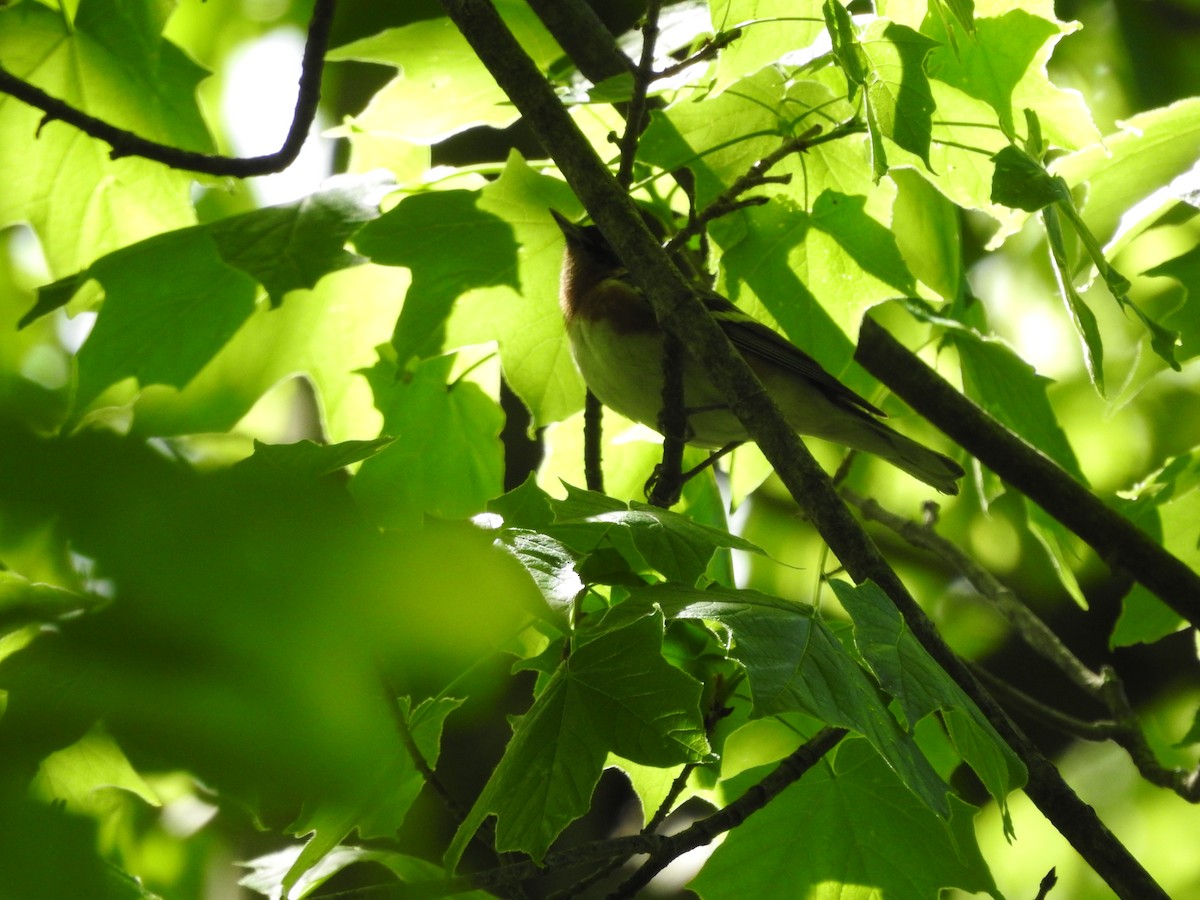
[{"x1": 549, "y1": 208, "x2": 583, "y2": 242}]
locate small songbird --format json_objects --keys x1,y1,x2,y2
[{"x1": 550, "y1": 210, "x2": 965, "y2": 495}]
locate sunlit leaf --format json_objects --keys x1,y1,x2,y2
[
  {"x1": 890, "y1": 167, "x2": 962, "y2": 301},
  {"x1": 940, "y1": 318, "x2": 1085, "y2": 481},
  {"x1": 350, "y1": 354, "x2": 504, "y2": 529},
  {"x1": 22, "y1": 175, "x2": 389, "y2": 411},
  {"x1": 32, "y1": 725, "x2": 160, "y2": 814},
  {"x1": 73, "y1": 231, "x2": 259, "y2": 409},
  {"x1": 447, "y1": 153, "x2": 584, "y2": 427},
  {"x1": 691, "y1": 739, "x2": 1000, "y2": 899},
  {"x1": 713, "y1": 192, "x2": 915, "y2": 398},
  {"x1": 710, "y1": 0, "x2": 827, "y2": 93},
  {"x1": 831, "y1": 579, "x2": 1025, "y2": 829},
  {"x1": 0, "y1": 0, "x2": 209, "y2": 274},
  {"x1": 1051, "y1": 98, "x2": 1200, "y2": 253},
  {"x1": 328, "y1": 2, "x2": 559, "y2": 144},
  {"x1": 447, "y1": 609, "x2": 708, "y2": 865},
  {"x1": 627, "y1": 582, "x2": 951, "y2": 818},
  {"x1": 354, "y1": 190, "x2": 518, "y2": 367},
  {"x1": 639, "y1": 67, "x2": 793, "y2": 206},
  {"x1": 859, "y1": 20, "x2": 937, "y2": 174},
  {"x1": 1110, "y1": 452, "x2": 1200, "y2": 646},
  {"x1": 131, "y1": 262, "x2": 406, "y2": 443},
  {"x1": 921, "y1": 4, "x2": 1096, "y2": 151}
]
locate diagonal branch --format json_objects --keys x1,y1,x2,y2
[
  {"x1": 854, "y1": 315, "x2": 1200, "y2": 628},
  {"x1": 346, "y1": 729, "x2": 845, "y2": 899},
  {"x1": 845, "y1": 489, "x2": 1200, "y2": 802},
  {"x1": 433, "y1": 3, "x2": 1170, "y2": 897},
  {"x1": 525, "y1": 0, "x2": 634, "y2": 85},
  {"x1": 605, "y1": 727, "x2": 846, "y2": 898},
  {"x1": 0, "y1": 0, "x2": 337, "y2": 177}
]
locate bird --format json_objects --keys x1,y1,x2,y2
[{"x1": 550, "y1": 210, "x2": 965, "y2": 495}]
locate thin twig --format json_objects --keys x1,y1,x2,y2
[
  {"x1": 664, "y1": 121, "x2": 866, "y2": 254},
  {"x1": 971, "y1": 666, "x2": 1120, "y2": 741},
  {"x1": 318, "y1": 723, "x2": 839, "y2": 900},
  {"x1": 547, "y1": 677, "x2": 738, "y2": 898},
  {"x1": 618, "y1": 1, "x2": 689, "y2": 511},
  {"x1": 380, "y1": 683, "x2": 465, "y2": 822},
  {"x1": 656, "y1": 28, "x2": 744, "y2": 80},
  {"x1": 647, "y1": 765, "x2": 695, "y2": 834},
  {"x1": 616, "y1": 0, "x2": 662, "y2": 189},
  {"x1": 1034, "y1": 867, "x2": 1059, "y2": 900},
  {"x1": 379, "y1": 680, "x2": 524, "y2": 883},
  {"x1": 605, "y1": 728, "x2": 847, "y2": 899},
  {"x1": 0, "y1": 0, "x2": 337, "y2": 176}
]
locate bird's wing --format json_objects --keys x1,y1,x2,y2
[{"x1": 700, "y1": 289, "x2": 885, "y2": 417}]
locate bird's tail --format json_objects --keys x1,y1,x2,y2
[
  {"x1": 841, "y1": 416, "x2": 965, "y2": 495},
  {"x1": 869, "y1": 421, "x2": 964, "y2": 494}
]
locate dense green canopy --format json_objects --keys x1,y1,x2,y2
[{"x1": 1, "y1": 2, "x2": 1198, "y2": 898}]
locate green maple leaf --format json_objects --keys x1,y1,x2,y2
[{"x1": 0, "y1": 0, "x2": 212, "y2": 274}]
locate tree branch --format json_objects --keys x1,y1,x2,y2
[
  {"x1": 615, "y1": 0, "x2": 661, "y2": 190},
  {"x1": 353, "y1": 731, "x2": 840, "y2": 899},
  {"x1": 0, "y1": 0, "x2": 337, "y2": 176},
  {"x1": 844, "y1": 489, "x2": 1104, "y2": 695},
  {"x1": 335, "y1": 728, "x2": 842, "y2": 899},
  {"x1": 434, "y1": 2, "x2": 1170, "y2": 896},
  {"x1": 845, "y1": 490, "x2": 1200, "y2": 801},
  {"x1": 656, "y1": 27, "x2": 744, "y2": 80},
  {"x1": 624, "y1": 2, "x2": 687, "y2": 508},
  {"x1": 525, "y1": 0, "x2": 634, "y2": 85},
  {"x1": 606, "y1": 727, "x2": 847, "y2": 898},
  {"x1": 854, "y1": 315, "x2": 1200, "y2": 628}
]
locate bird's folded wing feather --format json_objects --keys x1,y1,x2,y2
[{"x1": 699, "y1": 289, "x2": 885, "y2": 417}]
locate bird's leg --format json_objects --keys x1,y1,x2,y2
[
  {"x1": 644, "y1": 464, "x2": 680, "y2": 507},
  {"x1": 648, "y1": 332, "x2": 737, "y2": 504},
  {"x1": 648, "y1": 332, "x2": 689, "y2": 507},
  {"x1": 645, "y1": 440, "x2": 743, "y2": 506},
  {"x1": 647, "y1": 430, "x2": 689, "y2": 507}
]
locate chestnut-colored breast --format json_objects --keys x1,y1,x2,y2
[{"x1": 560, "y1": 246, "x2": 657, "y2": 335}]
